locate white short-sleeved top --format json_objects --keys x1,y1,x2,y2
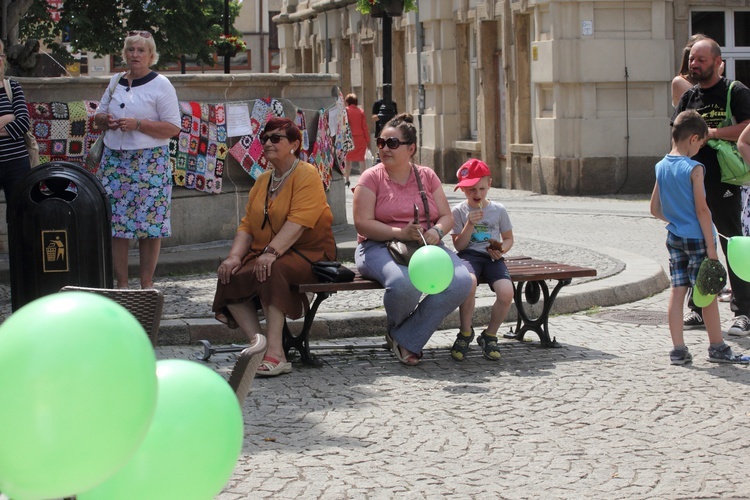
[
  {"x1": 451, "y1": 200, "x2": 512, "y2": 253},
  {"x1": 98, "y1": 71, "x2": 180, "y2": 150}
]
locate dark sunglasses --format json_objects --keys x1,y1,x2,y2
[
  {"x1": 127, "y1": 30, "x2": 152, "y2": 38},
  {"x1": 260, "y1": 133, "x2": 288, "y2": 144},
  {"x1": 376, "y1": 137, "x2": 412, "y2": 150}
]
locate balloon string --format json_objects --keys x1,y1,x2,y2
[
  {"x1": 418, "y1": 230, "x2": 428, "y2": 246},
  {"x1": 717, "y1": 232, "x2": 729, "y2": 242}
]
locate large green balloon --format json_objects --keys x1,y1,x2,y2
[
  {"x1": 408, "y1": 245, "x2": 455, "y2": 294},
  {"x1": 727, "y1": 236, "x2": 750, "y2": 282},
  {"x1": 693, "y1": 286, "x2": 716, "y2": 308},
  {"x1": 0, "y1": 292, "x2": 157, "y2": 500},
  {"x1": 78, "y1": 359, "x2": 244, "y2": 500}
]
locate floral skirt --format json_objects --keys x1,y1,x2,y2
[{"x1": 98, "y1": 145, "x2": 172, "y2": 239}]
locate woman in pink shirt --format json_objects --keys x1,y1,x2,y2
[
  {"x1": 344, "y1": 93, "x2": 370, "y2": 187},
  {"x1": 352, "y1": 113, "x2": 472, "y2": 365}
]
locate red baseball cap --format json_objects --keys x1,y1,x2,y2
[{"x1": 454, "y1": 159, "x2": 491, "y2": 190}]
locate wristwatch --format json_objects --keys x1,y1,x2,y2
[
  {"x1": 263, "y1": 246, "x2": 281, "y2": 258},
  {"x1": 433, "y1": 226, "x2": 444, "y2": 239}
]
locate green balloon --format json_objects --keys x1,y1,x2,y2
[
  {"x1": 693, "y1": 286, "x2": 716, "y2": 308},
  {"x1": 408, "y1": 245, "x2": 455, "y2": 294},
  {"x1": 78, "y1": 360, "x2": 244, "y2": 500},
  {"x1": 0, "y1": 292, "x2": 157, "y2": 500},
  {"x1": 728, "y1": 236, "x2": 750, "y2": 282}
]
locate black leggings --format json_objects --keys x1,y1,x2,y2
[{"x1": 0, "y1": 156, "x2": 31, "y2": 204}]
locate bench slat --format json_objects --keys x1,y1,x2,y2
[{"x1": 294, "y1": 257, "x2": 596, "y2": 294}]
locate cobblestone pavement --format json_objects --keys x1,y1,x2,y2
[
  {"x1": 8, "y1": 177, "x2": 750, "y2": 497},
  {"x1": 153, "y1": 179, "x2": 748, "y2": 498},
  {"x1": 159, "y1": 290, "x2": 750, "y2": 499}
]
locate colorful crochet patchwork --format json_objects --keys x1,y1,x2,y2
[
  {"x1": 310, "y1": 110, "x2": 334, "y2": 190},
  {"x1": 25, "y1": 92, "x2": 349, "y2": 195},
  {"x1": 228, "y1": 97, "x2": 284, "y2": 179},
  {"x1": 295, "y1": 107, "x2": 312, "y2": 163},
  {"x1": 169, "y1": 101, "x2": 228, "y2": 194},
  {"x1": 333, "y1": 89, "x2": 354, "y2": 176},
  {"x1": 27, "y1": 101, "x2": 100, "y2": 166}
]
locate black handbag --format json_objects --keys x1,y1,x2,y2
[
  {"x1": 311, "y1": 261, "x2": 356, "y2": 283},
  {"x1": 291, "y1": 249, "x2": 355, "y2": 283}
]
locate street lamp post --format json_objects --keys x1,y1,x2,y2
[
  {"x1": 223, "y1": 0, "x2": 230, "y2": 74},
  {"x1": 377, "y1": 15, "x2": 397, "y2": 128}
]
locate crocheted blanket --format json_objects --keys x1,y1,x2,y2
[
  {"x1": 170, "y1": 101, "x2": 228, "y2": 194},
  {"x1": 27, "y1": 101, "x2": 100, "y2": 165}
]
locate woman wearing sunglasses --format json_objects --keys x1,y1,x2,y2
[
  {"x1": 213, "y1": 117, "x2": 336, "y2": 376},
  {"x1": 93, "y1": 31, "x2": 180, "y2": 289},
  {"x1": 352, "y1": 113, "x2": 473, "y2": 365}
]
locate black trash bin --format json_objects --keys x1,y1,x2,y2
[{"x1": 7, "y1": 161, "x2": 113, "y2": 311}]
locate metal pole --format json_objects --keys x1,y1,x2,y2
[
  {"x1": 416, "y1": 2, "x2": 424, "y2": 163},
  {"x1": 224, "y1": 0, "x2": 230, "y2": 74},
  {"x1": 377, "y1": 15, "x2": 397, "y2": 128}
]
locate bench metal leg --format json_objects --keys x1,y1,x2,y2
[
  {"x1": 195, "y1": 340, "x2": 248, "y2": 361},
  {"x1": 283, "y1": 292, "x2": 330, "y2": 367},
  {"x1": 503, "y1": 279, "x2": 572, "y2": 347}
]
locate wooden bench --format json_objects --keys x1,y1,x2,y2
[{"x1": 196, "y1": 256, "x2": 597, "y2": 365}]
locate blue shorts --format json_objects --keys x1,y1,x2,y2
[
  {"x1": 458, "y1": 249, "x2": 511, "y2": 288},
  {"x1": 666, "y1": 232, "x2": 707, "y2": 288}
]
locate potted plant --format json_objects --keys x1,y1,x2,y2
[
  {"x1": 207, "y1": 35, "x2": 247, "y2": 58},
  {"x1": 356, "y1": 0, "x2": 417, "y2": 17}
]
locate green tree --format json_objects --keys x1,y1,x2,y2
[{"x1": 14, "y1": 0, "x2": 243, "y2": 68}]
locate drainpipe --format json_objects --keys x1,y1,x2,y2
[
  {"x1": 415, "y1": 2, "x2": 424, "y2": 164},
  {"x1": 259, "y1": 0, "x2": 265, "y2": 72}
]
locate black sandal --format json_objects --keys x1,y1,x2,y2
[
  {"x1": 450, "y1": 329, "x2": 475, "y2": 361},
  {"x1": 477, "y1": 331, "x2": 501, "y2": 361}
]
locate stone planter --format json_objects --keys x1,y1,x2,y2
[
  {"x1": 368, "y1": 0, "x2": 403, "y2": 17},
  {"x1": 370, "y1": 4, "x2": 387, "y2": 17}
]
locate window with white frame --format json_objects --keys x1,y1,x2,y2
[{"x1": 691, "y1": 9, "x2": 750, "y2": 86}]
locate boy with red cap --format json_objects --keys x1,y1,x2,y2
[{"x1": 450, "y1": 159, "x2": 514, "y2": 361}]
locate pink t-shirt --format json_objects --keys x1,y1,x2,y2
[{"x1": 356, "y1": 163, "x2": 442, "y2": 242}]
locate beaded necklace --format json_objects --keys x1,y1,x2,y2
[{"x1": 269, "y1": 159, "x2": 299, "y2": 193}]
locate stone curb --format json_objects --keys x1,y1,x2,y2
[{"x1": 155, "y1": 246, "x2": 669, "y2": 347}]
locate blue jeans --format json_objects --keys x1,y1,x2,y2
[{"x1": 355, "y1": 240, "x2": 473, "y2": 353}]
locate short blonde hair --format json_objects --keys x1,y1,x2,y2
[{"x1": 122, "y1": 32, "x2": 159, "y2": 67}]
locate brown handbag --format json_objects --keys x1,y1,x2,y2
[
  {"x1": 386, "y1": 240, "x2": 423, "y2": 266},
  {"x1": 386, "y1": 164, "x2": 431, "y2": 265}
]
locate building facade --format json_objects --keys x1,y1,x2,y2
[{"x1": 273, "y1": 0, "x2": 750, "y2": 195}]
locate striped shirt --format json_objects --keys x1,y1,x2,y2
[{"x1": 0, "y1": 79, "x2": 31, "y2": 162}]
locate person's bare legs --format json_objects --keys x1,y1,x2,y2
[
  {"x1": 486, "y1": 279, "x2": 514, "y2": 336},
  {"x1": 668, "y1": 287, "x2": 688, "y2": 348},
  {"x1": 344, "y1": 162, "x2": 352, "y2": 186},
  {"x1": 112, "y1": 237, "x2": 130, "y2": 289},
  {"x1": 138, "y1": 238, "x2": 161, "y2": 289},
  {"x1": 226, "y1": 302, "x2": 261, "y2": 344},
  {"x1": 458, "y1": 276, "x2": 478, "y2": 332},
  {"x1": 263, "y1": 304, "x2": 287, "y2": 363},
  {"x1": 702, "y1": 298, "x2": 723, "y2": 345}
]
